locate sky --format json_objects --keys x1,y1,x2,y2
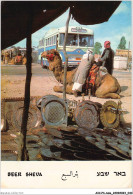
[{"x1": 13, "y1": 1, "x2": 132, "y2": 53}]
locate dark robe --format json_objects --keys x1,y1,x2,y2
[{"x1": 100, "y1": 48, "x2": 114, "y2": 75}]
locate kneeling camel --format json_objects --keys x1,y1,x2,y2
[{"x1": 41, "y1": 49, "x2": 121, "y2": 99}]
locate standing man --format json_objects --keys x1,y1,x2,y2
[
  {"x1": 98, "y1": 41, "x2": 114, "y2": 75},
  {"x1": 72, "y1": 49, "x2": 94, "y2": 97}
]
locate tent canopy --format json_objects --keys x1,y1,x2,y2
[{"x1": 1, "y1": 1, "x2": 121, "y2": 49}]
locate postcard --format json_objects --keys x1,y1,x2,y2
[{"x1": 1, "y1": 1, "x2": 132, "y2": 194}]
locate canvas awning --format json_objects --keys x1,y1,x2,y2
[{"x1": 1, "y1": 1, "x2": 121, "y2": 49}]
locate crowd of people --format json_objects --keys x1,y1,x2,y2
[{"x1": 1, "y1": 50, "x2": 26, "y2": 65}]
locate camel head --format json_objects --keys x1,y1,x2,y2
[
  {"x1": 41, "y1": 49, "x2": 62, "y2": 71},
  {"x1": 41, "y1": 51, "x2": 47, "y2": 58}
]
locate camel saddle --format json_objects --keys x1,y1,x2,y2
[{"x1": 83, "y1": 64, "x2": 99, "y2": 95}]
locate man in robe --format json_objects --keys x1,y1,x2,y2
[{"x1": 98, "y1": 41, "x2": 114, "y2": 75}]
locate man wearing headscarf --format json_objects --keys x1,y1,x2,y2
[
  {"x1": 98, "y1": 41, "x2": 114, "y2": 75},
  {"x1": 72, "y1": 49, "x2": 94, "y2": 96}
]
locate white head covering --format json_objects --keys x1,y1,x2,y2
[
  {"x1": 87, "y1": 49, "x2": 93, "y2": 54},
  {"x1": 82, "y1": 49, "x2": 93, "y2": 59}
]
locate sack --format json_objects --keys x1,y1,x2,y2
[{"x1": 72, "y1": 82, "x2": 83, "y2": 92}]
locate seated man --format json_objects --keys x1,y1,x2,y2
[
  {"x1": 15, "y1": 53, "x2": 22, "y2": 65},
  {"x1": 72, "y1": 49, "x2": 94, "y2": 97}
]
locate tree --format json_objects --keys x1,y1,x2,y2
[
  {"x1": 93, "y1": 42, "x2": 102, "y2": 54},
  {"x1": 117, "y1": 36, "x2": 126, "y2": 49}
]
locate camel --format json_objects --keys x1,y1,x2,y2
[{"x1": 41, "y1": 49, "x2": 121, "y2": 99}]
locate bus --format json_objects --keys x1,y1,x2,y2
[{"x1": 38, "y1": 26, "x2": 94, "y2": 68}]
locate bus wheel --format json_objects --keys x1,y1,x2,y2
[
  {"x1": 42, "y1": 65, "x2": 48, "y2": 69},
  {"x1": 42, "y1": 65, "x2": 45, "y2": 69}
]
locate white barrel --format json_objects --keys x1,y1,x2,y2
[{"x1": 114, "y1": 56, "x2": 127, "y2": 70}]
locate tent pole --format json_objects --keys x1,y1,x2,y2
[
  {"x1": 127, "y1": 41, "x2": 130, "y2": 71},
  {"x1": 63, "y1": 8, "x2": 71, "y2": 101},
  {"x1": 17, "y1": 10, "x2": 32, "y2": 161}
]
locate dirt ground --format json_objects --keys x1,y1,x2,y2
[{"x1": 1, "y1": 64, "x2": 132, "y2": 125}]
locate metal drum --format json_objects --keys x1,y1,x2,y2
[
  {"x1": 74, "y1": 100, "x2": 101, "y2": 130},
  {"x1": 41, "y1": 95, "x2": 68, "y2": 126}
]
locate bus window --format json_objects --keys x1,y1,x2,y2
[
  {"x1": 54, "y1": 35, "x2": 56, "y2": 44},
  {"x1": 42, "y1": 39, "x2": 44, "y2": 46},
  {"x1": 49, "y1": 38, "x2": 51, "y2": 45},
  {"x1": 79, "y1": 35, "x2": 94, "y2": 47},
  {"x1": 89, "y1": 35, "x2": 94, "y2": 47},
  {"x1": 59, "y1": 33, "x2": 78, "y2": 46},
  {"x1": 39, "y1": 39, "x2": 44, "y2": 46},
  {"x1": 39, "y1": 40, "x2": 41, "y2": 47},
  {"x1": 51, "y1": 37, "x2": 53, "y2": 45}
]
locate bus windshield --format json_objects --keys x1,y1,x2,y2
[
  {"x1": 79, "y1": 35, "x2": 94, "y2": 47},
  {"x1": 60, "y1": 33, "x2": 78, "y2": 46},
  {"x1": 59, "y1": 33, "x2": 94, "y2": 47}
]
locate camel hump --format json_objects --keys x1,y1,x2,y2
[{"x1": 111, "y1": 75, "x2": 121, "y2": 92}]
